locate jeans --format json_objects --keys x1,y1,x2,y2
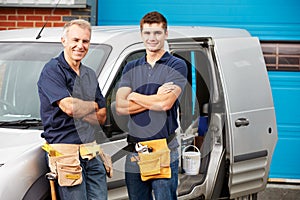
[
  {"x1": 125, "y1": 149, "x2": 179, "y2": 200},
  {"x1": 46, "y1": 153, "x2": 107, "y2": 200}
]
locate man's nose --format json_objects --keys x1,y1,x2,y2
[
  {"x1": 77, "y1": 40, "x2": 84, "y2": 48},
  {"x1": 149, "y1": 33, "x2": 156, "y2": 40}
]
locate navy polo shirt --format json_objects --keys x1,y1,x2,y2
[
  {"x1": 119, "y1": 52, "x2": 187, "y2": 144},
  {"x1": 37, "y1": 52, "x2": 106, "y2": 144}
]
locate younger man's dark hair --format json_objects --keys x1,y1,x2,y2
[{"x1": 140, "y1": 11, "x2": 167, "y2": 32}]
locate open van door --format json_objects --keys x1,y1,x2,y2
[{"x1": 213, "y1": 37, "x2": 278, "y2": 198}]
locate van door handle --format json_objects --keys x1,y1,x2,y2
[{"x1": 235, "y1": 118, "x2": 249, "y2": 127}]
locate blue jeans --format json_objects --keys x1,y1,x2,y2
[
  {"x1": 46, "y1": 154, "x2": 107, "y2": 200},
  {"x1": 125, "y1": 149, "x2": 179, "y2": 200}
]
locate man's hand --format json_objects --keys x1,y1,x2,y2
[
  {"x1": 57, "y1": 97, "x2": 98, "y2": 118},
  {"x1": 157, "y1": 82, "x2": 176, "y2": 94},
  {"x1": 82, "y1": 107, "x2": 107, "y2": 125}
]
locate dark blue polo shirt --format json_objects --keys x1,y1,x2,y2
[
  {"x1": 38, "y1": 52, "x2": 106, "y2": 144},
  {"x1": 119, "y1": 52, "x2": 187, "y2": 144}
]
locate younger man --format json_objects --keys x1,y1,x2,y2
[{"x1": 116, "y1": 11, "x2": 188, "y2": 200}]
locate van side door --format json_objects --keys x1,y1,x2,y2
[{"x1": 213, "y1": 37, "x2": 278, "y2": 198}]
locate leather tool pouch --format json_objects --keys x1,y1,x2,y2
[
  {"x1": 48, "y1": 144, "x2": 82, "y2": 187},
  {"x1": 80, "y1": 142, "x2": 113, "y2": 178},
  {"x1": 137, "y1": 138, "x2": 171, "y2": 181},
  {"x1": 98, "y1": 150, "x2": 113, "y2": 178}
]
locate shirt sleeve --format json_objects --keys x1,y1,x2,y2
[
  {"x1": 80, "y1": 66, "x2": 106, "y2": 109},
  {"x1": 166, "y1": 58, "x2": 188, "y2": 91},
  {"x1": 38, "y1": 59, "x2": 70, "y2": 105},
  {"x1": 118, "y1": 61, "x2": 134, "y2": 89},
  {"x1": 95, "y1": 82, "x2": 106, "y2": 108}
]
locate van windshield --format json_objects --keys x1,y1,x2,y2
[{"x1": 0, "y1": 42, "x2": 110, "y2": 127}]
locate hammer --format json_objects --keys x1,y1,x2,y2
[{"x1": 46, "y1": 172, "x2": 57, "y2": 200}]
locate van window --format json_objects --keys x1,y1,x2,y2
[
  {"x1": 0, "y1": 43, "x2": 60, "y2": 121},
  {"x1": 172, "y1": 50, "x2": 211, "y2": 132},
  {"x1": 0, "y1": 42, "x2": 111, "y2": 125}
]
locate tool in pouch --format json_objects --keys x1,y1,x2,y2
[
  {"x1": 42, "y1": 142, "x2": 113, "y2": 187},
  {"x1": 134, "y1": 138, "x2": 171, "y2": 181}
]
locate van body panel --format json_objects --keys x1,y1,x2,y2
[
  {"x1": 214, "y1": 37, "x2": 274, "y2": 112},
  {"x1": 0, "y1": 129, "x2": 48, "y2": 200},
  {"x1": 213, "y1": 37, "x2": 278, "y2": 197}
]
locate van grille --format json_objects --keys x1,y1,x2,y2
[{"x1": 230, "y1": 156, "x2": 268, "y2": 197}]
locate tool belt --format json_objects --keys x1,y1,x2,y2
[
  {"x1": 42, "y1": 141, "x2": 113, "y2": 187},
  {"x1": 134, "y1": 138, "x2": 171, "y2": 181},
  {"x1": 111, "y1": 132, "x2": 176, "y2": 163}
]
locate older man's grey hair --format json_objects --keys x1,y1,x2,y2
[{"x1": 62, "y1": 19, "x2": 91, "y2": 39}]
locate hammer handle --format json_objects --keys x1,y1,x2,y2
[{"x1": 49, "y1": 180, "x2": 57, "y2": 200}]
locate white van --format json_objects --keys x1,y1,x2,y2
[{"x1": 0, "y1": 26, "x2": 277, "y2": 200}]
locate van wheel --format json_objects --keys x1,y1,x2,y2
[{"x1": 22, "y1": 175, "x2": 49, "y2": 200}]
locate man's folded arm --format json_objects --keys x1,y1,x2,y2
[
  {"x1": 57, "y1": 97, "x2": 98, "y2": 118},
  {"x1": 127, "y1": 84, "x2": 182, "y2": 111}
]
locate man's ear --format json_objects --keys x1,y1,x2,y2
[
  {"x1": 61, "y1": 37, "x2": 66, "y2": 46},
  {"x1": 165, "y1": 30, "x2": 169, "y2": 39}
]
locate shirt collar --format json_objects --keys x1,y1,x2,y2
[
  {"x1": 142, "y1": 51, "x2": 171, "y2": 65},
  {"x1": 57, "y1": 51, "x2": 88, "y2": 76}
]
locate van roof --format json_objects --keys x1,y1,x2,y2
[{"x1": 0, "y1": 25, "x2": 251, "y2": 44}]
